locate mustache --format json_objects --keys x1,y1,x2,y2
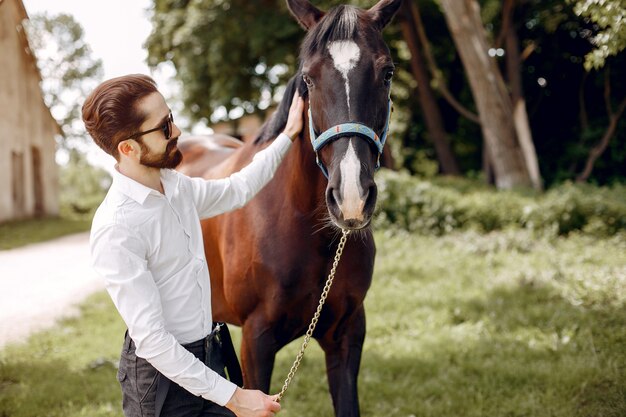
[{"x1": 166, "y1": 138, "x2": 179, "y2": 152}]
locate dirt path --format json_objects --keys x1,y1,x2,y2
[{"x1": 0, "y1": 232, "x2": 104, "y2": 349}]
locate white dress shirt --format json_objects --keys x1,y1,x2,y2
[{"x1": 90, "y1": 133, "x2": 292, "y2": 406}]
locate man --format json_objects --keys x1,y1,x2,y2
[{"x1": 84, "y1": 74, "x2": 304, "y2": 417}]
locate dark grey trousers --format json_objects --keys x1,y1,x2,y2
[{"x1": 117, "y1": 330, "x2": 236, "y2": 417}]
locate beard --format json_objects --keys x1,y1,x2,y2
[{"x1": 139, "y1": 138, "x2": 183, "y2": 169}]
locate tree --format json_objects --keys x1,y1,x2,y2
[
  {"x1": 576, "y1": 65, "x2": 626, "y2": 182},
  {"x1": 25, "y1": 13, "x2": 109, "y2": 214},
  {"x1": 565, "y1": 0, "x2": 626, "y2": 181},
  {"x1": 500, "y1": 0, "x2": 542, "y2": 190},
  {"x1": 146, "y1": 0, "x2": 303, "y2": 123},
  {"x1": 25, "y1": 13, "x2": 104, "y2": 150},
  {"x1": 396, "y1": 0, "x2": 460, "y2": 175},
  {"x1": 59, "y1": 149, "x2": 112, "y2": 216},
  {"x1": 439, "y1": 0, "x2": 540, "y2": 190},
  {"x1": 569, "y1": 0, "x2": 626, "y2": 71}
]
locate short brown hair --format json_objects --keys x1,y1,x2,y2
[{"x1": 82, "y1": 74, "x2": 158, "y2": 160}]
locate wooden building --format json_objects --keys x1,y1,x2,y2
[{"x1": 0, "y1": 0, "x2": 61, "y2": 222}]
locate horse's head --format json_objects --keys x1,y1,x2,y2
[{"x1": 288, "y1": 0, "x2": 401, "y2": 230}]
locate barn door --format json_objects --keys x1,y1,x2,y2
[
  {"x1": 31, "y1": 146, "x2": 44, "y2": 217},
  {"x1": 11, "y1": 151, "x2": 25, "y2": 217}
]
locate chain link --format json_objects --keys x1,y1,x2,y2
[{"x1": 276, "y1": 229, "x2": 351, "y2": 402}]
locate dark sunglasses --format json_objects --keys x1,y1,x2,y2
[{"x1": 127, "y1": 112, "x2": 174, "y2": 140}]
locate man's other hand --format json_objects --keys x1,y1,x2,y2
[{"x1": 225, "y1": 387, "x2": 281, "y2": 417}]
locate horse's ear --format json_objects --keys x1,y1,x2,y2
[
  {"x1": 367, "y1": 0, "x2": 403, "y2": 30},
  {"x1": 286, "y1": 0, "x2": 325, "y2": 30}
]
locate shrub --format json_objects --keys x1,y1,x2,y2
[
  {"x1": 59, "y1": 151, "x2": 111, "y2": 219},
  {"x1": 373, "y1": 169, "x2": 626, "y2": 237}
]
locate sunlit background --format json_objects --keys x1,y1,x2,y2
[{"x1": 23, "y1": 0, "x2": 196, "y2": 173}]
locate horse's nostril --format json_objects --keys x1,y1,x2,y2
[
  {"x1": 326, "y1": 187, "x2": 338, "y2": 207},
  {"x1": 364, "y1": 185, "x2": 377, "y2": 211},
  {"x1": 327, "y1": 188, "x2": 342, "y2": 207}
]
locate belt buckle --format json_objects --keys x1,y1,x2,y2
[
  {"x1": 213, "y1": 322, "x2": 223, "y2": 346},
  {"x1": 204, "y1": 323, "x2": 224, "y2": 366}
]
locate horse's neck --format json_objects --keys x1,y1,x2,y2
[{"x1": 273, "y1": 111, "x2": 328, "y2": 213}]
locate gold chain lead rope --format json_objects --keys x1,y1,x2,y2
[{"x1": 276, "y1": 229, "x2": 351, "y2": 402}]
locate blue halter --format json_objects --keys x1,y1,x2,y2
[{"x1": 308, "y1": 98, "x2": 392, "y2": 179}]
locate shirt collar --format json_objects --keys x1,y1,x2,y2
[
  {"x1": 160, "y1": 169, "x2": 180, "y2": 201},
  {"x1": 111, "y1": 166, "x2": 178, "y2": 205}
]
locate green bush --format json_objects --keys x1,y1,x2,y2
[
  {"x1": 522, "y1": 182, "x2": 626, "y2": 235},
  {"x1": 374, "y1": 169, "x2": 626, "y2": 236},
  {"x1": 59, "y1": 151, "x2": 111, "y2": 219}
]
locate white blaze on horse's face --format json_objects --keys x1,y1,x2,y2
[
  {"x1": 327, "y1": 40, "x2": 361, "y2": 117},
  {"x1": 338, "y1": 140, "x2": 365, "y2": 222}
]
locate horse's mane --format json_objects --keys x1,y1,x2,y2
[
  {"x1": 254, "y1": 74, "x2": 307, "y2": 144},
  {"x1": 254, "y1": 5, "x2": 361, "y2": 144},
  {"x1": 301, "y1": 5, "x2": 360, "y2": 56}
]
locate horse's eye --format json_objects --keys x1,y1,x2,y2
[
  {"x1": 302, "y1": 74, "x2": 313, "y2": 88},
  {"x1": 384, "y1": 70, "x2": 394, "y2": 85}
]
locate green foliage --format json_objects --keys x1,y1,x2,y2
[
  {"x1": 569, "y1": 0, "x2": 626, "y2": 70},
  {"x1": 520, "y1": 1, "x2": 626, "y2": 185},
  {"x1": 524, "y1": 181, "x2": 626, "y2": 236},
  {"x1": 374, "y1": 169, "x2": 626, "y2": 236},
  {"x1": 25, "y1": 13, "x2": 103, "y2": 149},
  {"x1": 2, "y1": 231, "x2": 625, "y2": 416},
  {"x1": 59, "y1": 151, "x2": 111, "y2": 219},
  {"x1": 146, "y1": 0, "x2": 303, "y2": 122}
]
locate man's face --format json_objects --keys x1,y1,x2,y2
[
  {"x1": 138, "y1": 136, "x2": 182, "y2": 169},
  {"x1": 132, "y1": 92, "x2": 183, "y2": 169}
]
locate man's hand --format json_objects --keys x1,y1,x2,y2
[
  {"x1": 225, "y1": 387, "x2": 281, "y2": 417},
  {"x1": 282, "y1": 92, "x2": 305, "y2": 142}
]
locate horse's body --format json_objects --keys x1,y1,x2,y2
[
  {"x1": 176, "y1": 134, "x2": 243, "y2": 178},
  {"x1": 177, "y1": 1, "x2": 401, "y2": 415}
]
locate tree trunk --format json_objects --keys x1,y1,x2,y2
[
  {"x1": 408, "y1": 0, "x2": 480, "y2": 124},
  {"x1": 483, "y1": 145, "x2": 495, "y2": 185},
  {"x1": 440, "y1": 0, "x2": 532, "y2": 189},
  {"x1": 398, "y1": 1, "x2": 461, "y2": 175},
  {"x1": 577, "y1": 96, "x2": 626, "y2": 182},
  {"x1": 505, "y1": 10, "x2": 542, "y2": 190}
]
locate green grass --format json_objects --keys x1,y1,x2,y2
[
  {"x1": 0, "y1": 217, "x2": 92, "y2": 250},
  {"x1": 1, "y1": 230, "x2": 624, "y2": 416},
  {"x1": 0, "y1": 293, "x2": 125, "y2": 417}
]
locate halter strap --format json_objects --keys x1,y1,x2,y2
[{"x1": 308, "y1": 98, "x2": 392, "y2": 179}]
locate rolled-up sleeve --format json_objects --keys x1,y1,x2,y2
[
  {"x1": 187, "y1": 133, "x2": 292, "y2": 219},
  {"x1": 90, "y1": 223, "x2": 236, "y2": 406}
]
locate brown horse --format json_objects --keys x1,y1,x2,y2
[{"x1": 177, "y1": 1, "x2": 401, "y2": 415}]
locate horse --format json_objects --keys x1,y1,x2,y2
[
  {"x1": 177, "y1": 1, "x2": 402, "y2": 415},
  {"x1": 177, "y1": 134, "x2": 243, "y2": 178}
]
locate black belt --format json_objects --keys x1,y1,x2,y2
[{"x1": 183, "y1": 322, "x2": 222, "y2": 354}]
